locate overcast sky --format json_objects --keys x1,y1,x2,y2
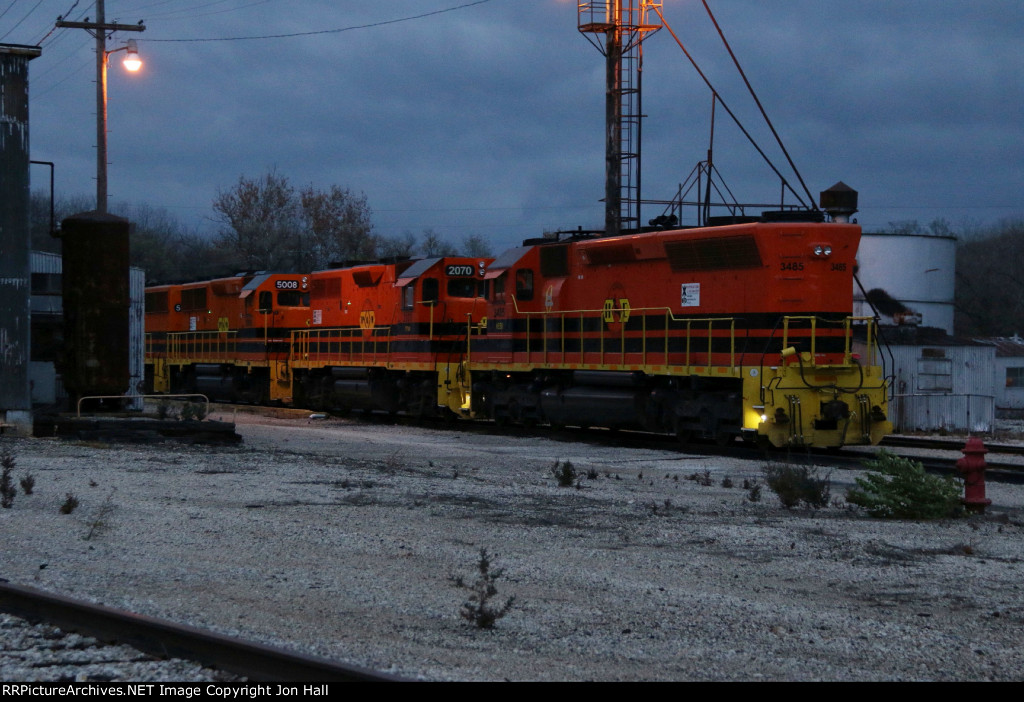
[{"x1": 6, "y1": 0, "x2": 1023, "y2": 253}]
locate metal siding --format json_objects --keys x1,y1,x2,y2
[
  {"x1": 0, "y1": 47, "x2": 39, "y2": 425},
  {"x1": 888, "y1": 344, "x2": 995, "y2": 432},
  {"x1": 128, "y1": 266, "x2": 145, "y2": 410}
]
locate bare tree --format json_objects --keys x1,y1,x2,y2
[
  {"x1": 376, "y1": 231, "x2": 418, "y2": 259},
  {"x1": 212, "y1": 169, "x2": 300, "y2": 271},
  {"x1": 461, "y1": 233, "x2": 493, "y2": 258},
  {"x1": 420, "y1": 228, "x2": 457, "y2": 257},
  {"x1": 299, "y1": 185, "x2": 375, "y2": 268}
]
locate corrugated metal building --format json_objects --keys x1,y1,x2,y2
[
  {"x1": 875, "y1": 326, "x2": 995, "y2": 433},
  {"x1": 973, "y1": 336, "x2": 1024, "y2": 416},
  {"x1": 30, "y1": 251, "x2": 145, "y2": 409}
]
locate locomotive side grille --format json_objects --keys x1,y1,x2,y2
[
  {"x1": 180, "y1": 287, "x2": 208, "y2": 311},
  {"x1": 312, "y1": 278, "x2": 341, "y2": 300},
  {"x1": 583, "y1": 242, "x2": 635, "y2": 265},
  {"x1": 664, "y1": 235, "x2": 762, "y2": 272},
  {"x1": 540, "y1": 245, "x2": 570, "y2": 277}
]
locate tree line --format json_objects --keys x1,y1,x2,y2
[{"x1": 30, "y1": 169, "x2": 492, "y2": 284}]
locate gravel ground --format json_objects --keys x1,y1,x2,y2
[{"x1": 1, "y1": 411, "x2": 1023, "y2": 682}]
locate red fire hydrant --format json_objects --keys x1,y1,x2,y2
[{"x1": 956, "y1": 437, "x2": 992, "y2": 514}]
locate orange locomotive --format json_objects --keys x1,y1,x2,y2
[
  {"x1": 145, "y1": 257, "x2": 492, "y2": 416},
  {"x1": 145, "y1": 224, "x2": 891, "y2": 448},
  {"x1": 145, "y1": 272, "x2": 311, "y2": 403},
  {"x1": 462, "y1": 220, "x2": 890, "y2": 448}
]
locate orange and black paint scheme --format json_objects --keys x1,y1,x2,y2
[{"x1": 145, "y1": 222, "x2": 891, "y2": 448}]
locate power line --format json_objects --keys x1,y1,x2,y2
[
  {"x1": 146, "y1": 0, "x2": 496, "y2": 42},
  {"x1": 0, "y1": 0, "x2": 47, "y2": 42}
]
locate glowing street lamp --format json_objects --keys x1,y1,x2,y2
[
  {"x1": 121, "y1": 39, "x2": 142, "y2": 72},
  {"x1": 55, "y1": 1, "x2": 145, "y2": 213}
]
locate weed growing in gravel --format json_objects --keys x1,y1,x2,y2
[
  {"x1": 156, "y1": 399, "x2": 172, "y2": 420},
  {"x1": 20, "y1": 472, "x2": 35, "y2": 495},
  {"x1": 1, "y1": 449, "x2": 16, "y2": 508},
  {"x1": 846, "y1": 450, "x2": 963, "y2": 520},
  {"x1": 586, "y1": 467, "x2": 599, "y2": 480},
  {"x1": 687, "y1": 470, "x2": 713, "y2": 487},
  {"x1": 721, "y1": 476, "x2": 734, "y2": 488},
  {"x1": 451, "y1": 548, "x2": 515, "y2": 629},
  {"x1": 84, "y1": 490, "x2": 116, "y2": 541},
  {"x1": 551, "y1": 460, "x2": 578, "y2": 487},
  {"x1": 59, "y1": 493, "x2": 79, "y2": 515},
  {"x1": 762, "y1": 462, "x2": 831, "y2": 509},
  {"x1": 743, "y1": 479, "x2": 762, "y2": 502}
]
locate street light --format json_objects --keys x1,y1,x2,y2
[
  {"x1": 95, "y1": 39, "x2": 144, "y2": 213},
  {"x1": 54, "y1": 1, "x2": 145, "y2": 213},
  {"x1": 120, "y1": 39, "x2": 142, "y2": 72}
]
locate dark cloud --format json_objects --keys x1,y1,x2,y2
[{"x1": 14, "y1": 0, "x2": 1024, "y2": 254}]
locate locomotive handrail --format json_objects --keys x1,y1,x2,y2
[
  {"x1": 498, "y1": 296, "x2": 739, "y2": 371},
  {"x1": 165, "y1": 330, "x2": 239, "y2": 363},
  {"x1": 290, "y1": 325, "x2": 392, "y2": 366},
  {"x1": 780, "y1": 315, "x2": 879, "y2": 368}
]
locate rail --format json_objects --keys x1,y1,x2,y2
[{"x1": 0, "y1": 581, "x2": 401, "y2": 682}]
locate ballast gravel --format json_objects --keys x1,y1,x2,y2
[{"x1": 1, "y1": 411, "x2": 1023, "y2": 682}]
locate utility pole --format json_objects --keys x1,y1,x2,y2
[{"x1": 56, "y1": 0, "x2": 144, "y2": 213}]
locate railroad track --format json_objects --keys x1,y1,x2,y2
[
  {"x1": 223, "y1": 402, "x2": 1024, "y2": 482},
  {"x1": 0, "y1": 582, "x2": 402, "y2": 682}
]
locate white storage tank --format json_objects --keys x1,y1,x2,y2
[{"x1": 854, "y1": 232, "x2": 957, "y2": 335}]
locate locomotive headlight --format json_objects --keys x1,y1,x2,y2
[
  {"x1": 814, "y1": 245, "x2": 823, "y2": 256},
  {"x1": 824, "y1": 246, "x2": 832, "y2": 256}
]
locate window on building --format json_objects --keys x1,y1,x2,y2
[
  {"x1": 918, "y1": 350, "x2": 952, "y2": 392},
  {"x1": 1006, "y1": 367, "x2": 1024, "y2": 388}
]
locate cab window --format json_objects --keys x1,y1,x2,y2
[
  {"x1": 258, "y1": 291, "x2": 273, "y2": 313},
  {"x1": 422, "y1": 278, "x2": 439, "y2": 304},
  {"x1": 447, "y1": 278, "x2": 477, "y2": 298},
  {"x1": 515, "y1": 269, "x2": 534, "y2": 302},
  {"x1": 402, "y1": 286, "x2": 415, "y2": 310}
]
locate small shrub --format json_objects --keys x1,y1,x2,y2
[
  {"x1": 1, "y1": 446, "x2": 16, "y2": 508},
  {"x1": 84, "y1": 490, "x2": 116, "y2": 541},
  {"x1": 20, "y1": 473, "x2": 35, "y2": 495},
  {"x1": 721, "y1": 476, "x2": 734, "y2": 488},
  {"x1": 451, "y1": 548, "x2": 514, "y2": 629},
  {"x1": 687, "y1": 470, "x2": 713, "y2": 486},
  {"x1": 180, "y1": 403, "x2": 196, "y2": 422},
  {"x1": 1, "y1": 471, "x2": 15, "y2": 509},
  {"x1": 762, "y1": 463, "x2": 831, "y2": 510},
  {"x1": 586, "y1": 467, "x2": 599, "y2": 480},
  {"x1": 60, "y1": 493, "x2": 79, "y2": 515},
  {"x1": 846, "y1": 450, "x2": 962, "y2": 520},
  {"x1": 551, "y1": 460, "x2": 578, "y2": 487},
  {"x1": 747, "y1": 480, "x2": 762, "y2": 502}
]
